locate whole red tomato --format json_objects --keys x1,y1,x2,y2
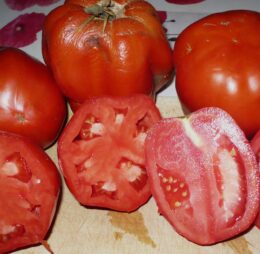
[
  {"x1": 42, "y1": 0, "x2": 173, "y2": 105},
  {"x1": 0, "y1": 47, "x2": 67, "y2": 148},
  {"x1": 0, "y1": 131, "x2": 60, "y2": 253},
  {"x1": 173, "y1": 10, "x2": 260, "y2": 139}
]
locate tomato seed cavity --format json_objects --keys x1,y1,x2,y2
[
  {"x1": 76, "y1": 156, "x2": 94, "y2": 174},
  {"x1": 117, "y1": 158, "x2": 147, "y2": 191},
  {"x1": 1, "y1": 152, "x2": 32, "y2": 182},
  {"x1": 114, "y1": 108, "x2": 128, "y2": 125},
  {"x1": 18, "y1": 195, "x2": 41, "y2": 216},
  {"x1": 0, "y1": 224, "x2": 25, "y2": 243},
  {"x1": 91, "y1": 181, "x2": 118, "y2": 200},
  {"x1": 158, "y1": 166, "x2": 190, "y2": 210},
  {"x1": 78, "y1": 114, "x2": 104, "y2": 140}
]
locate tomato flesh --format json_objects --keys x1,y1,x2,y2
[
  {"x1": 58, "y1": 95, "x2": 161, "y2": 212},
  {"x1": 145, "y1": 107, "x2": 259, "y2": 245},
  {"x1": 251, "y1": 130, "x2": 260, "y2": 228},
  {"x1": 0, "y1": 131, "x2": 60, "y2": 253}
]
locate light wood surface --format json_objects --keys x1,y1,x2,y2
[{"x1": 14, "y1": 96, "x2": 260, "y2": 254}]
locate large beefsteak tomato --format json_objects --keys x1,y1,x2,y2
[
  {"x1": 0, "y1": 47, "x2": 67, "y2": 148},
  {"x1": 0, "y1": 131, "x2": 60, "y2": 253},
  {"x1": 58, "y1": 94, "x2": 161, "y2": 212},
  {"x1": 172, "y1": 10, "x2": 260, "y2": 139},
  {"x1": 145, "y1": 107, "x2": 259, "y2": 245},
  {"x1": 42, "y1": 0, "x2": 173, "y2": 105}
]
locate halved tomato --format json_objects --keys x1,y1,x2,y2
[
  {"x1": 145, "y1": 107, "x2": 259, "y2": 245},
  {"x1": 57, "y1": 95, "x2": 161, "y2": 212},
  {"x1": 251, "y1": 130, "x2": 260, "y2": 228},
  {"x1": 0, "y1": 131, "x2": 60, "y2": 253}
]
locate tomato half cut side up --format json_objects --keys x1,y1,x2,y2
[
  {"x1": 0, "y1": 131, "x2": 60, "y2": 253},
  {"x1": 145, "y1": 107, "x2": 260, "y2": 245},
  {"x1": 57, "y1": 95, "x2": 161, "y2": 212},
  {"x1": 251, "y1": 130, "x2": 260, "y2": 228}
]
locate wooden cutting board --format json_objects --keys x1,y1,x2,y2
[{"x1": 15, "y1": 96, "x2": 260, "y2": 254}]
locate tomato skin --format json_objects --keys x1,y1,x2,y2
[
  {"x1": 251, "y1": 130, "x2": 260, "y2": 228},
  {"x1": 0, "y1": 47, "x2": 67, "y2": 148},
  {"x1": 145, "y1": 107, "x2": 259, "y2": 245},
  {"x1": 58, "y1": 94, "x2": 161, "y2": 212},
  {"x1": 42, "y1": 0, "x2": 173, "y2": 104},
  {"x1": 0, "y1": 131, "x2": 60, "y2": 253},
  {"x1": 173, "y1": 10, "x2": 260, "y2": 139},
  {"x1": 251, "y1": 130, "x2": 260, "y2": 159}
]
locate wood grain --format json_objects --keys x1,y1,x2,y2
[{"x1": 14, "y1": 96, "x2": 260, "y2": 254}]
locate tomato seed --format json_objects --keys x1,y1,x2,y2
[
  {"x1": 230, "y1": 147, "x2": 236, "y2": 156},
  {"x1": 182, "y1": 191, "x2": 188, "y2": 197},
  {"x1": 179, "y1": 183, "x2": 185, "y2": 188},
  {"x1": 168, "y1": 176, "x2": 173, "y2": 183},
  {"x1": 162, "y1": 177, "x2": 168, "y2": 183},
  {"x1": 175, "y1": 201, "x2": 182, "y2": 208}
]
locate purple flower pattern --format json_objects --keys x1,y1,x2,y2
[
  {"x1": 4, "y1": 0, "x2": 60, "y2": 10},
  {"x1": 0, "y1": 0, "x2": 203, "y2": 48}
]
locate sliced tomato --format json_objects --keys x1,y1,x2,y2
[
  {"x1": 0, "y1": 131, "x2": 60, "y2": 253},
  {"x1": 251, "y1": 130, "x2": 260, "y2": 228},
  {"x1": 57, "y1": 95, "x2": 161, "y2": 212},
  {"x1": 145, "y1": 107, "x2": 259, "y2": 245}
]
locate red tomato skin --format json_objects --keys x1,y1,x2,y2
[
  {"x1": 0, "y1": 47, "x2": 67, "y2": 148},
  {"x1": 173, "y1": 10, "x2": 260, "y2": 139},
  {"x1": 42, "y1": 0, "x2": 173, "y2": 103},
  {"x1": 145, "y1": 107, "x2": 260, "y2": 245},
  {"x1": 251, "y1": 130, "x2": 260, "y2": 228},
  {"x1": 58, "y1": 94, "x2": 161, "y2": 212},
  {"x1": 0, "y1": 131, "x2": 60, "y2": 253}
]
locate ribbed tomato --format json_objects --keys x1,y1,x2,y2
[{"x1": 42, "y1": 0, "x2": 173, "y2": 106}]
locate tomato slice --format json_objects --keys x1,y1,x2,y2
[
  {"x1": 58, "y1": 95, "x2": 161, "y2": 212},
  {"x1": 251, "y1": 130, "x2": 260, "y2": 228},
  {"x1": 145, "y1": 107, "x2": 259, "y2": 245},
  {"x1": 0, "y1": 131, "x2": 60, "y2": 253}
]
